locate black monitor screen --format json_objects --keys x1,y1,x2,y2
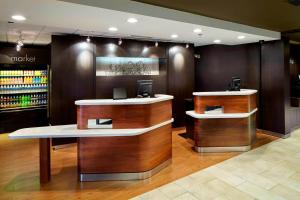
[
  {"x1": 137, "y1": 80, "x2": 153, "y2": 97},
  {"x1": 228, "y1": 77, "x2": 241, "y2": 91}
]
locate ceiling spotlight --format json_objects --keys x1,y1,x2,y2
[
  {"x1": 193, "y1": 28, "x2": 202, "y2": 33},
  {"x1": 11, "y1": 15, "x2": 26, "y2": 21},
  {"x1": 16, "y1": 44, "x2": 21, "y2": 52},
  {"x1": 155, "y1": 41, "x2": 158, "y2": 47},
  {"x1": 108, "y1": 27, "x2": 118, "y2": 32},
  {"x1": 86, "y1": 36, "x2": 91, "y2": 43},
  {"x1": 127, "y1": 18, "x2": 138, "y2": 23},
  {"x1": 238, "y1": 35, "x2": 246, "y2": 39},
  {"x1": 17, "y1": 40, "x2": 23, "y2": 46},
  {"x1": 118, "y1": 38, "x2": 122, "y2": 45},
  {"x1": 186, "y1": 43, "x2": 189, "y2": 48},
  {"x1": 213, "y1": 39, "x2": 221, "y2": 43},
  {"x1": 171, "y1": 34, "x2": 178, "y2": 38}
]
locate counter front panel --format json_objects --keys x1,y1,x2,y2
[{"x1": 194, "y1": 94, "x2": 256, "y2": 114}]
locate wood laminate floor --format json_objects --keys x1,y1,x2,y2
[{"x1": 0, "y1": 128, "x2": 277, "y2": 200}]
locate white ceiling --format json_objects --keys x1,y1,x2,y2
[{"x1": 0, "y1": 0, "x2": 280, "y2": 46}]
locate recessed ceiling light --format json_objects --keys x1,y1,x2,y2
[
  {"x1": 127, "y1": 18, "x2": 138, "y2": 23},
  {"x1": 238, "y1": 35, "x2": 246, "y2": 39},
  {"x1": 193, "y1": 28, "x2": 202, "y2": 33},
  {"x1": 171, "y1": 34, "x2": 178, "y2": 38},
  {"x1": 108, "y1": 27, "x2": 118, "y2": 32},
  {"x1": 11, "y1": 15, "x2": 26, "y2": 21},
  {"x1": 213, "y1": 39, "x2": 221, "y2": 43}
]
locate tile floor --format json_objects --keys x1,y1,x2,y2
[{"x1": 131, "y1": 130, "x2": 300, "y2": 200}]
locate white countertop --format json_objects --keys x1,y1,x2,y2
[
  {"x1": 186, "y1": 108, "x2": 257, "y2": 119},
  {"x1": 193, "y1": 89, "x2": 257, "y2": 96},
  {"x1": 9, "y1": 119, "x2": 173, "y2": 139},
  {"x1": 75, "y1": 94, "x2": 173, "y2": 106}
]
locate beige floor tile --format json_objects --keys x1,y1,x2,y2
[
  {"x1": 279, "y1": 176, "x2": 300, "y2": 193},
  {"x1": 228, "y1": 169, "x2": 277, "y2": 190},
  {"x1": 133, "y1": 130, "x2": 300, "y2": 200},
  {"x1": 290, "y1": 172, "x2": 300, "y2": 181},
  {"x1": 172, "y1": 193, "x2": 199, "y2": 200},
  {"x1": 236, "y1": 182, "x2": 285, "y2": 200},
  {"x1": 138, "y1": 189, "x2": 170, "y2": 200},
  {"x1": 159, "y1": 182, "x2": 187, "y2": 199},
  {"x1": 189, "y1": 170, "x2": 216, "y2": 184},
  {"x1": 277, "y1": 159, "x2": 300, "y2": 173},
  {"x1": 206, "y1": 179, "x2": 254, "y2": 200},
  {"x1": 175, "y1": 176, "x2": 200, "y2": 191},
  {"x1": 204, "y1": 166, "x2": 245, "y2": 186},
  {"x1": 186, "y1": 182, "x2": 221, "y2": 200},
  {"x1": 212, "y1": 196, "x2": 230, "y2": 200},
  {"x1": 260, "y1": 162, "x2": 296, "y2": 183},
  {"x1": 270, "y1": 184, "x2": 300, "y2": 200}
]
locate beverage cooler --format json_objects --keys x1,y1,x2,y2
[{"x1": 0, "y1": 64, "x2": 49, "y2": 133}]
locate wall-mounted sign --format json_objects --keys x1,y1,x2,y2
[
  {"x1": 10, "y1": 54, "x2": 36, "y2": 62},
  {"x1": 96, "y1": 57, "x2": 159, "y2": 76},
  {"x1": 0, "y1": 46, "x2": 49, "y2": 65}
]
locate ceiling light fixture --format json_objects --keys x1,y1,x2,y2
[
  {"x1": 213, "y1": 39, "x2": 221, "y2": 43},
  {"x1": 16, "y1": 32, "x2": 23, "y2": 51},
  {"x1": 155, "y1": 41, "x2": 158, "y2": 47},
  {"x1": 108, "y1": 27, "x2": 118, "y2": 32},
  {"x1": 11, "y1": 15, "x2": 26, "y2": 21},
  {"x1": 17, "y1": 40, "x2": 23, "y2": 46},
  {"x1": 86, "y1": 36, "x2": 91, "y2": 43},
  {"x1": 16, "y1": 44, "x2": 21, "y2": 52},
  {"x1": 193, "y1": 28, "x2": 202, "y2": 33},
  {"x1": 171, "y1": 34, "x2": 178, "y2": 38},
  {"x1": 238, "y1": 35, "x2": 246, "y2": 39},
  {"x1": 186, "y1": 43, "x2": 189, "y2": 48},
  {"x1": 118, "y1": 38, "x2": 122, "y2": 45},
  {"x1": 127, "y1": 18, "x2": 138, "y2": 23}
]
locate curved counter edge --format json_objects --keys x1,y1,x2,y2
[
  {"x1": 75, "y1": 94, "x2": 174, "y2": 106},
  {"x1": 193, "y1": 89, "x2": 257, "y2": 96},
  {"x1": 8, "y1": 118, "x2": 174, "y2": 139},
  {"x1": 186, "y1": 108, "x2": 257, "y2": 119}
]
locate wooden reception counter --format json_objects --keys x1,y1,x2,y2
[
  {"x1": 186, "y1": 89, "x2": 257, "y2": 153},
  {"x1": 9, "y1": 94, "x2": 173, "y2": 183}
]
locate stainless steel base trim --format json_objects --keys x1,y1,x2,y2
[
  {"x1": 79, "y1": 159, "x2": 171, "y2": 182},
  {"x1": 257, "y1": 129, "x2": 291, "y2": 139},
  {"x1": 194, "y1": 145, "x2": 251, "y2": 153}
]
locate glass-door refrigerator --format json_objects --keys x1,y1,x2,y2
[{"x1": 0, "y1": 64, "x2": 49, "y2": 119}]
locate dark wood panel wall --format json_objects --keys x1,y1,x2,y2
[
  {"x1": 50, "y1": 35, "x2": 95, "y2": 125},
  {"x1": 260, "y1": 40, "x2": 287, "y2": 134},
  {"x1": 195, "y1": 43, "x2": 260, "y2": 92},
  {"x1": 168, "y1": 45, "x2": 194, "y2": 127},
  {"x1": 285, "y1": 42, "x2": 300, "y2": 133},
  {"x1": 50, "y1": 35, "x2": 194, "y2": 127},
  {"x1": 195, "y1": 43, "x2": 261, "y2": 126}
]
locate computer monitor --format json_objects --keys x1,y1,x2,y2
[
  {"x1": 113, "y1": 88, "x2": 127, "y2": 100},
  {"x1": 228, "y1": 77, "x2": 241, "y2": 91},
  {"x1": 137, "y1": 80, "x2": 153, "y2": 98}
]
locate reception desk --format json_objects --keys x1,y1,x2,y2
[
  {"x1": 186, "y1": 89, "x2": 257, "y2": 153},
  {"x1": 9, "y1": 94, "x2": 173, "y2": 183}
]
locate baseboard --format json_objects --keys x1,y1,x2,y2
[{"x1": 257, "y1": 129, "x2": 291, "y2": 139}]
